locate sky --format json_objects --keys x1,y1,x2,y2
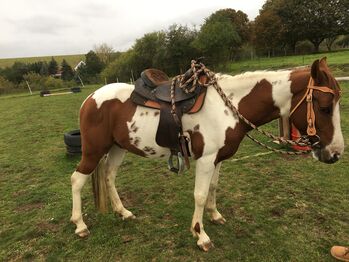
[{"x1": 0, "y1": 0, "x2": 265, "y2": 59}]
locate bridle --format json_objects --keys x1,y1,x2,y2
[{"x1": 289, "y1": 77, "x2": 339, "y2": 147}]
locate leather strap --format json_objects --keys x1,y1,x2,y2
[{"x1": 289, "y1": 77, "x2": 335, "y2": 136}]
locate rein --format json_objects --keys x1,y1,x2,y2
[{"x1": 171, "y1": 61, "x2": 335, "y2": 155}]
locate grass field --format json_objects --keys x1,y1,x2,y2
[
  {"x1": 228, "y1": 50, "x2": 349, "y2": 76},
  {"x1": 0, "y1": 80, "x2": 348, "y2": 260},
  {"x1": 0, "y1": 54, "x2": 85, "y2": 68}
]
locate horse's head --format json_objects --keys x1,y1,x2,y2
[{"x1": 291, "y1": 58, "x2": 344, "y2": 164}]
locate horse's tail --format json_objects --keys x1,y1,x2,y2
[{"x1": 91, "y1": 155, "x2": 109, "y2": 213}]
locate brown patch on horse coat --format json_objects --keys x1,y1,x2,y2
[
  {"x1": 194, "y1": 222, "x2": 200, "y2": 234},
  {"x1": 289, "y1": 69, "x2": 310, "y2": 134},
  {"x1": 77, "y1": 97, "x2": 145, "y2": 174},
  {"x1": 188, "y1": 130, "x2": 204, "y2": 160},
  {"x1": 154, "y1": 111, "x2": 160, "y2": 116},
  {"x1": 224, "y1": 109, "x2": 229, "y2": 116},
  {"x1": 193, "y1": 124, "x2": 200, "y2": 131},
  {"x1": 215, "y1": 79, "x2": 278, "y2": 165},
  {"x1": 133, "y1": 137, "x2": 141, "y2": 147},
  {"x1": 143, "y1": 146, "x2": 156, "y2": 155}
]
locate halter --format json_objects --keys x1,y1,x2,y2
[{"x1": 289, "y1": 77, "x2": 337, "y2": 138}]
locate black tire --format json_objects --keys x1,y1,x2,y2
[
  {"x1": 40, "y1": 90, "x2": 51, "y2": 97},
  {"x1": 70, "y1": 87, "x2": 81, "y2": 93},
  {"x1": 64, "y1": 129, "x2": 81, "y2": 147},
  {"x1": 66, "y1": 145, "x2": 82, "y2": 155}
]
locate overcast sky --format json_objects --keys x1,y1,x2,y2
[{"x1": 0, "y1": 0, "x2": 265, "y2": 59}]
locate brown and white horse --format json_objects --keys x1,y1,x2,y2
[{"x1": 70, "y1": 58, "x2": 344, "y2": 251}]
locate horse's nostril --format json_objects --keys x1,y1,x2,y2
[{"x1": 332, "y1": 153, "x2": 340, "y2": 162}]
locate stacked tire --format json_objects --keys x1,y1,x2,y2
[{"x1": 64, "y1": 130, "x2": 81, "y2": 155}]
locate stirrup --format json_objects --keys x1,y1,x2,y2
[{"x1": 167, "y1": 152, "x2": 185, "y2": 174}]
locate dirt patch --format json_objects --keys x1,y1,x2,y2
[
  {"x1": 15, "y1": 202, "x2": 44, "y2": 212},
  {"x1": 36, "y1": 220, "x2": 61, "y2": 233}
]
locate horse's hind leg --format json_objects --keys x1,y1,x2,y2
[
  {"x1": 70, "y1": 171, "x2": 90, "y2": 237},
  {"x1": 71, "y1": 150, "x2": 106, "y2": 237},
  {"x1": 105, "y1": 145, "x2": 135, "y2": 220},
  {"x1": 205, "y1": 162, "x2": 226, "y2": 224}
]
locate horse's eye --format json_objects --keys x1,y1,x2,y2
[{"x1": 320, "y1": 107, "x2": 332, "y2": 114}]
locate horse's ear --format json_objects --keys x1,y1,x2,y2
[
  {"x1": 320, "y1": 56, "x2": 327, "y2": 64},
  {"x1": 311, "y1": 59, "x2": 320, "y2": 80},
  {"x1": 319, "y1": 56, "x2": 330, "y2": 71}
]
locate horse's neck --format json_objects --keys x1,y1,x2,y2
[{"x1": 217, "y1": 70, "x2": 301, "y2": 127}]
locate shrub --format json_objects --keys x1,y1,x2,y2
[{"x1": 0, "y1": 76, "x2": 15, "y2": 95}]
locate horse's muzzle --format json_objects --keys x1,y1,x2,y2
[{"x1": 313, "y1": 148, "x2": 341, "y2": 164}]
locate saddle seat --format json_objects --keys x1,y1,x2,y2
[{"x1": 130, "y1": 67, "x2": 208, "y2": 173}]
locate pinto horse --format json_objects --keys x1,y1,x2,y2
[{"x1": 70, "y1": 58, "x2": 344, "y2": 251}]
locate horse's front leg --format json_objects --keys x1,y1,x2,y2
[
  {"x1": 205, "y1": 162, "x2": 226, "y2": 224},
  {"x1": 191, "y1": 154, "x2": 216, "y2": 251}
]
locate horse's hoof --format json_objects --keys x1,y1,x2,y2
[
  {"x1": 122, "y1": 213, "x2": 136, "y2": 220},
  {"x1": 211, "y1": 216, "x2": 226, "y2": 225},
  {"x1": 76, "y1": 228, "x2": 90, "y2": 238},
  {"x1": 198, "y1": 241, "x2": 214, "y2": 252}
]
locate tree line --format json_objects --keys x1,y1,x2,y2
[
  {"x1": 1, "y1": 0, "x2": 348, "y2": 93},
  {"x1": 103, "y1": 1, "x2": 349, "y2": 82},
  {"x1": 0, "y1": 50, "x2": 109, "y2": 94}
]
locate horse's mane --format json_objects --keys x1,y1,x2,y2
[{"x1": 216, "y1": 66, "x2": 310, "y2": 80}]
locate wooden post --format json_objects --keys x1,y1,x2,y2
[{"x1": 278, "y1": 116, "x2": 291, "y2": 141}]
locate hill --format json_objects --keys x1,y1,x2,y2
[{"x1": 0, "y1": 54, "x2": 85, "y2": 68}]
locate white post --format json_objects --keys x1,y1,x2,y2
[
  {"x1": 25, "y1": 81, "x2": 33, "y2": 95},
  {"x1": 77, "y1": 74, "x2": 85, "y2": 87},
  {"x1": 131, "y1": 69, "x2": 135, "y2": 83}
]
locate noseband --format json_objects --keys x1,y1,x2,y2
[{"x1": 289, "y1": 77, "x2": 337, "y2": 147}]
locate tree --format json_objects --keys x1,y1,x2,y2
[
  {"x1": 2, "y1": 62, "x2": 29, "y2": 84},
  {"x1": 85, "y1": 50, "x2": 104, "y2": 76},
  {"x1": 132, "y1": 31, "x2": 167, "y2": 75},
  {"x1": 164, "y1": 25, "x2": 198, "y2": 74},
  {"x1": 278, "y1": 0, "x2": 349, "y2": 52},
  {"x1": 194, "y1": 15, "x2": 240, "y2": 66},
  {"x1": 61, "y1": 59, "x2": 74, "y2": 81},
  {"x1": 253, "y1": 0, "x2": 286, "y2": 55},
  {"x1": 39, "y1": 62, "x2": 49, "y2": 76},
  {"x1": 48, "y1": 57, "x2": 58, "y2": 75},
  {"x1": 206, "y1": 9, "x2": 250, "y2": 45},
  {"x1": 93, "y1": 43, "x2": 115, "y2": 65}
]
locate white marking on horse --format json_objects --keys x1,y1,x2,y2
[
  {"x1": 92, "y1": 83, "x2": 134, "y2": 109},
  {"x1": 127, "y1": 104, "x2": 170, "y2": 158},
  {"x1": 325, "y1": 102, "x2": 345, "y2": 157}
]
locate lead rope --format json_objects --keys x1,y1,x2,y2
[{"x1": 173, "y1": 60, "x2": 312, "y2": 155}]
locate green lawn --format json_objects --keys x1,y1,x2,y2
[
  {"x1": 0, "y1": 83, "x2": 348, "y2": 260},
  {"x1": 228, "y1": 50, "x2": 349, "y2": 76},
  {"x1": 0, "y1": 54, "x2": 85, "y2": 68}
]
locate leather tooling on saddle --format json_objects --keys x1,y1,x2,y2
[{"x1": 130, "y1": 65, "x2": 208, "y2": 174}]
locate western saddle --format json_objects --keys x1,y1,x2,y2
[{"x1": 130, "y1": 62, "x2": 209, "y2": 173}]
